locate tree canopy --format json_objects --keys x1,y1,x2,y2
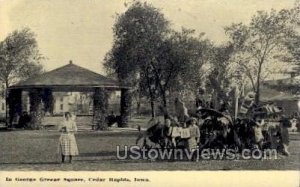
[
  {"x1": 225, "y1": 9, "x2": 297, "y2": 104},
  {"x1": 105, "y1": 1, "x2": 300, "y2": 117},
  {"x1": 0, "y1": 28, "x2": 44, "y2": 88},
  {"x1": 104, "y1": 2, "x2": 211, "y2": 117}
]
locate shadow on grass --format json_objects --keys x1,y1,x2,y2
[
  {"x1": 76, "y1": 132, "x2": 138, "y2": 138},
  {"x1": 0, "y1": 129, "x2": 13, "y2": 132},
  {"x1": 79, "y1": 151, "x2": 117, "y2": 157},
  {"x1": 0, "y1": 161, "x2": 60, "y2": 165},
  {"x1": 290, "y1": 133, "x2": 300, "y2": 141},
  {"x1": 76, "y1": 151, "x2": 154, "y2": 164}
]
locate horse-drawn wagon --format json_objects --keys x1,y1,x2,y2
[{"x1": 136, "y1": 101, "x2": 291, "y2": 158}]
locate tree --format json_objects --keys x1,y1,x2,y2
[
  {"x1": 0, "y1": 28, "x2": 43, "y2": 88},
  {"x1": 286, "y1": 0, "x2": 300, "y2": 64},
  {"x1": 0, "y1": 28, "x2": 44, "y2": 125},
  {"x1": 225, "y1": 9, "x2": 297, "y2": 105},
  {"x1": 292, "y1": 0, "x2": 300, "y2": 26},
  {"x1": 147, "y1": 29, "x2": 211, "y2": 116},
  {"x1": 105, "y1": 2, "x2": 211, "y2": 118},
  {"x1": 104, "y1": 1, "x2": 170, "y2": 117}
]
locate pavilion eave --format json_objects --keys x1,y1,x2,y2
[{"x1": 8, "y1": 85, "x2": 131, "y2": 92}]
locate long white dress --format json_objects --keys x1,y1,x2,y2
[{"x1": 58, "y1": 119, "x2": 79, "y2": 156}]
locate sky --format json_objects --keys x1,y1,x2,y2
[{"x1": 0, "y1": 0, "x2": 296, "y2": 75}]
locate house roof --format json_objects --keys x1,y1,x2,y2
[
  {"x1": 264, "y1": 75, "x2": 300, "y2": 87},
  {"x1": 260, "y1": 86, "x2": 299, "y2": 101},
  {"x1": 263, "y1": 75, "x2": 300, "y2": 95},
  {"x1": 9, "y1": 61, "x2": 129, "y2": 91}
]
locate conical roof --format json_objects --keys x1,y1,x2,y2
[{"x1": 9, "y1": 62, "x2": 128, "y2": 90}]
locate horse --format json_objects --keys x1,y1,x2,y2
[
  {"x1": 135, "y1": 118, "x2": 172, "y2": 149},
  {"x1": 233, "y1": 118, "x2": 257, "y2": 150},
  {"x1": 106, "y1": 114, "x2": 122, "y2": 127},
  {"x1": 196, "y1": 108, "x2": 239, "y2": 150}
]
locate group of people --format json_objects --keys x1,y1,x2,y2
[
  {"x1": 11, "y1": 111, "x2": 31, "y2": 129},
  {"x1": 246, "y1": 115, "x2": 291, "y2": 156},
  {"x1": 138, "y1": 92, "x2": 294, "y2": 159},
  {"x1": 136, "y1": 97, "x2": 203, "y2": 151},
  {"x1": 138, "y1": 116, "x2": 200, "y2": 152},
  {"x1": 166, "y1": 117, "x2": 200, "y2": 150}
]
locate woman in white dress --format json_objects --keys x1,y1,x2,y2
[{"x1": 58, "y1": 112, "x2": 79, "y2": 163}]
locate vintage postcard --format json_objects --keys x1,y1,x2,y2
[{"x1": 0, "y1": 0, "x2": 299, "y2": 186}]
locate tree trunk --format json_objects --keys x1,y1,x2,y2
[
  {"x1": 136, "y1": 101, "x2": 141, "y2": 115},
  {"x1": 5, "y1": 81, "x2": 9, "y2": 126},
  {"x1": 150, "y1": 99, "x2": 155, "y2": 118},
  {"x1": 162, "y1": 91, "x2": 168, "y2": 119},
  {"x1": 29, "y1": 88, "x2": 43, "y2": 129},
  {"x1": 93, "y1": 88, "x2": 108, "y2": 130},
  {"x1": 120, "y1": 88, "x2": 131, "y2": 127},
  {"x1": 255, "y1": 63, "x2": 263, "y2": 106},
  {"x1": 7, "y1": 89, "x2": 22, "y2": 127},
  {"x1": 147, "y1": 79, "x2": 155, "y2": 118},
  {"x1": 42, "y1": 88, "x2": 54, "y2": 115}
]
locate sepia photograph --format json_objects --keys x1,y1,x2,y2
[{"x1": 0, "y1": 0, "x2": 299, "y2": 185}]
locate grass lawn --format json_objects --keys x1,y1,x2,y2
[{"x1": 0, "y1": 128, "x2": 299, "y2": 171}]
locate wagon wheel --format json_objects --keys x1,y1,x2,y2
[{"x1": 199, "y1": 124, "x2": 219, "y2": 149}]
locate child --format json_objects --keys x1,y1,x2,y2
[
  {"x1": 253, "y1": 118, "x2": 264, "y2": 150},
  {"x1": 279, "y1": 116, "x2": 291, "y2": 156},
  {"x1": 187, "y1": 118, "x2": 200, "y2": 151},
  {"x1": 167, "y1": 117, "x2": 181, "y2": 148}
]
